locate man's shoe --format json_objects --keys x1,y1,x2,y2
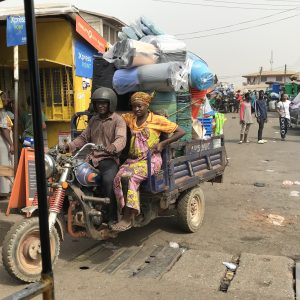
[
  {"x1": 258, "y1": 140, "x2": 264, "y2": 144},
  {"x1": 238, "y1": 140, "x2": 243, "y2": 144}
]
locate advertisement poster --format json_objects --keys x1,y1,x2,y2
[
  {"x1": 6, "y1": 15, "x2": 27, "y2": 47},
  {"x1": 75, "y1": 39, "x2": 97, "y2": 78},
  {"x1": 75, "y1": 15, "x2": 106, "y2": 53}
]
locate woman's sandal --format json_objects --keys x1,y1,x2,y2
[{"x1": 111, "y1": 222, "x2": 132, "y2": 232}]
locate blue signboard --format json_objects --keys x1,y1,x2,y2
[
  {"x1": 6, "y1": 15, "x2": 27, "y2": 47},
  {"x1": 75, "y1": 39, "x2": 97, "y2": 79}
]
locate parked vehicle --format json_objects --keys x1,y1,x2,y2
[
  {"x1": 2, "y1": 112, "x2": 227, "y2": 283},
  {"x1": 290, "y1": 107, "x2": 300, "y2": 127}
]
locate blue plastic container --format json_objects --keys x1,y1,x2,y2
[
  {"x1": 199, "y1": 118, "x2": 213, "y2": 136},
  {"x1": 272, "y1": 83, "x2": 280, "y2": 94}
]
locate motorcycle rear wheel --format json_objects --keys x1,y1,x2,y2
[
  {"x1": 2, "y1": 217, "x2": 60, "y2": 283},
  {"x1": 177, "y1": 186, "x2": 205, "y2": 233}
]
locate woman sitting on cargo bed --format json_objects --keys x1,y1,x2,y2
[{"x1": 112, "y1": 92, "x2": 185, "y2": 232}]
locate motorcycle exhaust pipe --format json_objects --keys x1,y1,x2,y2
[{"x1": 81, "y1": 195, "x2": 110, "y2": 204}]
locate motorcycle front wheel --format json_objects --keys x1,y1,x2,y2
[{"x1": 2, "y1": 217, "x2": 60, "y2": 283}]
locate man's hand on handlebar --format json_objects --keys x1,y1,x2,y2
[
  {"x1": 105, "y1": 144, "x2": 116, "y2": 154},
  {"x1": 58, "y1": 144, "x2": 69, "y2": 154}
]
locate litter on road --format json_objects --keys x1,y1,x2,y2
[
  {"x1": 267, "y1": 214, "x2": 285, "y2": 226},
  {"x1": 223, "y1": 262, "x2": 237, "y2": 271},
  {"x1": 282, "y1": 180, "x2": 294, "y2": 186},
  {"x1": 254, "y1": 182, "x2": 265, "y2": 187},
  {"x1": 290, "y1": 191, "x2": 300, "y2": 197},
  {"x1": 169, "y1": 241, "x2": 180, "y2": 249}
]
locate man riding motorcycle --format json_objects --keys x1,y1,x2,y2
[{"x1": 64, "y1": 87, "x2": 127, "y2": 223}]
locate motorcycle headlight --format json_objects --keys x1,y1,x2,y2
[{"x1": 45, "y1": 154, "x2": 56, "y2": 178}]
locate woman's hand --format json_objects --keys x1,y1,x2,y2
[{"x1": 152, "y1": 142, "x2": 165, "y2": 153}]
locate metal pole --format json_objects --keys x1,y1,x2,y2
[
  {"x1": 284, "y1": 64, "x2": 287, "y2": 84},
  {"x1": 23, "y1": 0, "x2": 54, "y2": 299},
  {"x1": 259, "y1": 66, "x2": 263, "y2": 84},
  {"x1": 13, "y1": 46, "x2": 19, "y2": 175}
]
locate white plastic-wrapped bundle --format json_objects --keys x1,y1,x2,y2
[
  {"x1": 103, "y1": 39, "x2": 159, "y2": 69},
  {"x1": 141, "y1": 35, "x2": 187, "y2": 63}
]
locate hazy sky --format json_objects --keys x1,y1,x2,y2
[{"x1": 1, "y1": 0, "x2": 300, "y2": 84}]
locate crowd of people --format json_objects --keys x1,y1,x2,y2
[{"x1": 236, "y1": 89, "x2": 291, "y2": 144}]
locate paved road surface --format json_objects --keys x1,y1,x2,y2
[{"x1": 0, "y1": 112, "x2": 299, "y2": 299}]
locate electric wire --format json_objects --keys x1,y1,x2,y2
[
  {"x1": 174, "y1": 7, "x2": 297, "y2": 35},
  {"x1": 152, "y1": 0, "x2": 300, "y2": 11},
  {"x1": 178, "y1": 13, "x2": 300, "y2": 39},
  {"x1": 155, "y1": 0, "x2": 300, "y2": 7}
]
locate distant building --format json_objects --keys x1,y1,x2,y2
[{"x1": 242, "y1": 70, "x2": 297, "y2": 85}]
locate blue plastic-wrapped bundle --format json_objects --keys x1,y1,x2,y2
[
  {"x1": 122, "y1": 26, "x2": 139, "y2": 40},
  {"x1": 190, "y1": 60, "x2": 214, "y2": 91},
  {"x1": 140, "y1": 16, "x2": 164, "y2": 35},
  {"x1": 112, "y1": 68, "x2": 140, "y2": 95}
]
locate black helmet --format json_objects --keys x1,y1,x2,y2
[{"x1": 91, "y1": 87, "x2": 117, "y2": 112}]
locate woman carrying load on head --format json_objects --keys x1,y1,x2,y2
[{"x1": 112, "y1": 92, "x2": 185, "y2": 232}]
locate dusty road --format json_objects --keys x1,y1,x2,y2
[{"x1": 0, "y1": 112, "x2": 300, "y2": 299}]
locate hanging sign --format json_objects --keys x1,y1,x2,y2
[
  {"x1": 75, "y1": 39, "x2": 97, "y2": 78},
  {"x1": 6, "y1": 15, "x2": 27, "y2": 47},
  {"x1": 76, "y1": 15, "x2": 106, "y2": 53}
]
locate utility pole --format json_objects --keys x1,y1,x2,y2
[
  {"x1": 13, "y1": 46, "x2": 19, "y2": 175},
  {"x1": 259, "y1": 66, "x2": 263, "y2": 84},
  {"x1": 284, "y1": 64, "x2": 287, "y2": 84}
]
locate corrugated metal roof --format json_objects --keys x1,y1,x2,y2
[
  {"x1": 0, "y1": 3, "x2": 79, "y2": 20},
  {"x1": 79, "y1": 9, "x2": 126, "y2": 27},
  {"x1": 0, "y1": 2, "x2": 125, "y2": 27}
]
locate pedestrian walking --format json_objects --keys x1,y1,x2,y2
[
  {"x1": 234, "y1": 90, "x2": 242, "y2": 113},
  {"x1": 255, "y1": 90, "x2": 268, "y2": 144},
  {"x1": 238, "y1": 92, "x2": 253, "y2": 144},
  {"x1": 276, "y1": 93, "x2": 291, "y2": 141}
]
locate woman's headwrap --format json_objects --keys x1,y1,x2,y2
[{"x1": 130, "y1": 92, "x2": 154, "y2": 107}]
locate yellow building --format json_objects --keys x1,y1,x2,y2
[{"x1": 0, "y1": 3, "x2": 124, "y2": 147}]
